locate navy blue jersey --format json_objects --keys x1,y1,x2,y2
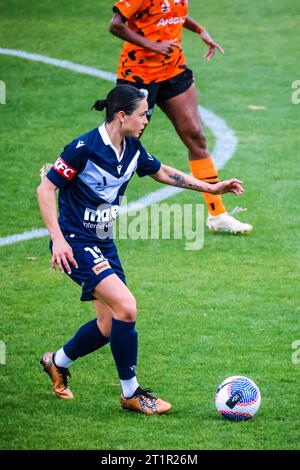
[{"x1": 47, "y1": 123, "x2": 161, "y2": 242}]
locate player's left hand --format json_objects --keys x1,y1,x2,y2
[
  {"x1": 199, "y1": 30, "x2": 224, "y2": 60},
  {"x1": 212, "y1": 179, "x2": 245, "y2": 195}
]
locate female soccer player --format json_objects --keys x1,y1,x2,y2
[
  {"x1": 37, "y1": 85, "x2": 245, "y2": 415},
  {"x1": 110, "y1": 0, "x2": 252, "y2": 234}
]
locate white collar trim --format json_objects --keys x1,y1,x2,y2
[{"x1": 98, "y1": 122, "x2": 126, "y2": 162}]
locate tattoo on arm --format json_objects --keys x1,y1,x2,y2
[{"x1": 169, "y1": 172, "x2": 197, "y2": 190}]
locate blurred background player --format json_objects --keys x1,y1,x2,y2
[
  {"x1": 110, "y1": 0, "x2": 252, "y2": 234},
  {"x1": 37, "y1": 85, "x2": 245, "y2": 414}
]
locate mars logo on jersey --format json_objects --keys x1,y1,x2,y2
[
  {"x1": 54, "y1": 157, "x2": 77, "y2": 180},
  {"x1": 83, "y1": 204, "x2": 119, "y2": 239},
  {"x1": 84, "y1": 205, "x2": 119, "y2": 224}
]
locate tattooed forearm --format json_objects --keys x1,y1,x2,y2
[
  {"x1": 152, "y1": 164, "x2": 212, "y2": 192},
  {"x1": 168, "y1": 172, "x2": 199, "y2": 190}
]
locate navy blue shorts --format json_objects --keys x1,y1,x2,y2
[
  {"x1": 117, "y1": 68, "x2": 194, "y2": 120},
  {"x1": 50, "y1": 240, "x2": 126, "y2": 301}
]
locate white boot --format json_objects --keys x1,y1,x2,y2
[{"x1": 207, "y1": 207, "x2": 253, "y2": 234}]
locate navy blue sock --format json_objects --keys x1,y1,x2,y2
[
  {"x1": 110, "y1": 318, "x2": 138, "y2": 380},
  {"x1": 63, "y1": 319, "x2": 109, "y2": 361}
]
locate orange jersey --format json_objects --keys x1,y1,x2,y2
[{"x1": 113, "y1": 0, "x2": 189, "y2": 84}]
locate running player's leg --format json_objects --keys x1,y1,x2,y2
[
  {"x1": 159, "y1": 77, "x2": 252, "y2": 233},
  {"x1": 56, "y1": 300, "x2": 111, "y2": 366},
  {"x1": 93, "y1": 274, "x2": 138, "y2": 397},
  {"x1": 93, "y1": 298, "x2": 113, "y2": 338},
  {"x1": 40, "y1": 300, "x2": 111, "y2": 400},
  {"x1": 46, "y1": 241, "x2": 125, "y2": 374},
  {"x1": 40, "y1": 243, "x2": 114, "y2": 399},
  {"x1": 159, "y1": 82, "x2": 227, "y2": 215},
  {"x1": 93, "y1": 274, "x2": 171, "y2": 414}
]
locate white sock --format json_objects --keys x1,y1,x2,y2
[
  {"x1": 120, "y1": 376, "x2": 139, "y2": 398},
  {"x1": 54, "y1": 348, "x2": 73, "y2": 368}
]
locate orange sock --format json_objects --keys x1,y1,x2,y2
[{"x1": 189, "y1": 156, "x2": 226, "y2": 216}]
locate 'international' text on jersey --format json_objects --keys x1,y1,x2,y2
[{"x1": 47, "y1": 123, "x2": 161, "y2": 242}]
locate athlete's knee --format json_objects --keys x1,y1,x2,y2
[{"x1": 114, "y1": 296, "x2": 137, "y2": 322}]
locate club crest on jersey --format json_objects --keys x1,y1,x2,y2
[
  {"x1": 162, "y1": 0, "x2": 171, "y2": 13},
  {"x1": 54, "y1": 157, "x2": 77, "y2": 180}
]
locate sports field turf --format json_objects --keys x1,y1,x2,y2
[{"x1": 0, "y1": 0, "x2": 299, "y2": 450}]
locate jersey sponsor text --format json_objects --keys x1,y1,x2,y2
[
  {"x1": 54, "y1": 157, "x2": 77, "y2": 180},
  {"x1": 157, "y1": 16, "x2": 186, "y2": 27}
]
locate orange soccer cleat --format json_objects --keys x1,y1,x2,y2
[
  {"x1": 120, "y1": 387, "x2": 171, "y2": 415},
  {"x1": 40, "y1": 352, "x2": 74, "y2": 399}
]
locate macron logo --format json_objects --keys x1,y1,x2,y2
[
  {"x1": 54, "y1": 157, "x2": 77, "y2": 180},
  {"x1": 76, "y1": 140, "x2": 85, "y2": 149},
  {"x1": 147, "y1": 152, "x2": 154, "y2": 160}
]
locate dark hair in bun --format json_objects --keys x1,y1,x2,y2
[{"x1": 92, "y1": 85, "x2": 145, "y2": 122}]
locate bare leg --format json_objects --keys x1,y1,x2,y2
[
  {"x1": 92, "y1": 298, "x2": 114, "y2": 338},
  {"x1": 92, "y1": 274, "x2": 136, "y2": 322},
  {"x1": 159, "y1": 85, "x2": 253, "y2": 231},
  {"x1": 159, "y1": 84, "x2": 208, "y2": 160}
]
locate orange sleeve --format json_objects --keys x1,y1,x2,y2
[{"x1": 113, "y1": 0, "x2": 145, "y2": 20}]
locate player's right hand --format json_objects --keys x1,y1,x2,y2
[
  {"x1": 51, "y1": 238, "x2": 78, "y2": 275},
  {"x1": 212, "y1": 179, "x2": 245, "y2": 195},
  {"x1": 153, "y1": 39, "x2": 180, "y2": 56}
]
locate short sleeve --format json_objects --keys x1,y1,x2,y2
[
  {"x1": 113, "y1": 0, "x2": 145, "y2": 20},
  {"x1": 136, "y1": 143, "x2": 161, "y2": 177},
  {"x1": 46, "y1": 139, "x2": 89, "y2": 189}
]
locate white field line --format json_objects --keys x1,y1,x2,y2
[{"x1": 0, "y1": 49, "x2": 237, "y2": 247}]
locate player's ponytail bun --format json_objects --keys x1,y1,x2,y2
[
  {"x1": 92, "y1": 99, "x2": 107, "y2": 111},
  {"x1": 92, "y1": 85, "x2": 146, "y2": 122}
]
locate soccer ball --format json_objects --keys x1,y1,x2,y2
[{"x1": 215, "y1": 375, "x2": 261, "y2": 421}]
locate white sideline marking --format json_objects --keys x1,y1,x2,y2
[
  {"x1": 0, "y1": 49, "x2": 237, "y2": 247},
  {"x1": 0, "y1": 48, "x2": 116, "y2": 82}
]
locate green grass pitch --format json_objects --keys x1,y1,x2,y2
[{"x1": 0, "y1": 0, "x2": 300, "y2": 450}]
